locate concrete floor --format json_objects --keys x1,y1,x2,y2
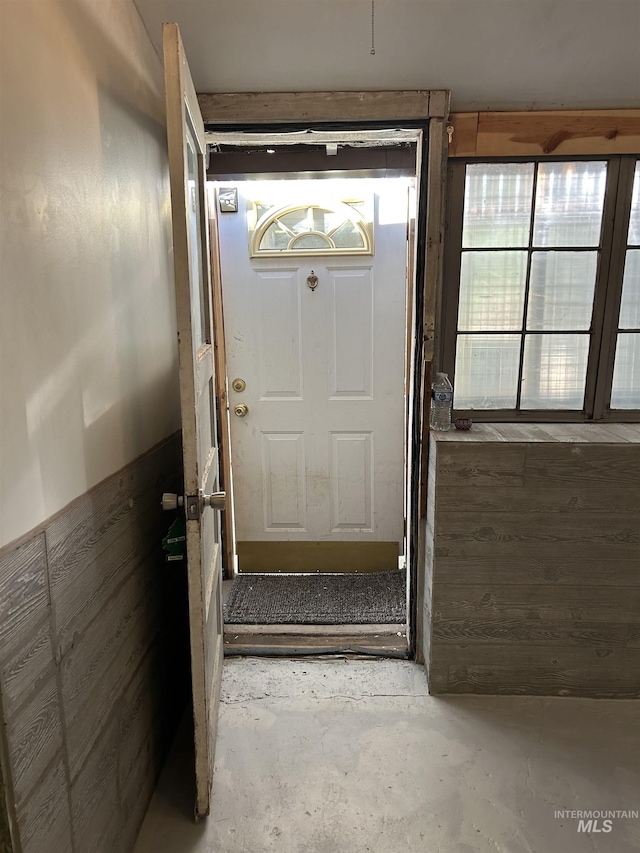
[{"x1": 133, "y1": 658, "x2": 639, "y2": 853}]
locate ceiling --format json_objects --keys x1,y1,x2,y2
[{"x1": 133, "y1": 0, "x2": 640, "y2": 112}]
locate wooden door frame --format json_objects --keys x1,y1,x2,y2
[{"x1": 199, "y1": 90, "x2": 450, "y2": 661}]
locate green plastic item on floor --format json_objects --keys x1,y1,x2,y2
[{"x1": 162, "y1": 517, "x2": 186, "y2": 563}]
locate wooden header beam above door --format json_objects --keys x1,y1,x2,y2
[
  {"x1": 448, "y1": 109, "x2": 640, "y2": 158},
  {"x1": 197, "y1": 90, "x2": 450, "y2": 124}
]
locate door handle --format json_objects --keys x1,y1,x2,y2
[
  {"x1": 202, "y1": 491, "x2": 226, "y2": 511},
  {"x1": 162, "y1": 493, "x2": 184, "y2": 510},
  {"x1": 234, "y1": 403, "x2": 249, "y2": 417},
  {"x1": 162, "y1": 491, "x2": 226, "y2": 512}
]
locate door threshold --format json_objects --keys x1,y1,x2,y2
[
  {"x1": 226, "y1": 623, "x2": 405, "y2": 635},
  {"x1": 224, "y1": 623, "x2": 408, "y2": 658}
]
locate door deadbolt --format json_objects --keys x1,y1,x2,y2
[
  {"x1": 232, "y1": 378, "x2": 246, "y2": 392},
  {"x1": 234, "y1": 403, "x2": 249, "y2": 418}
]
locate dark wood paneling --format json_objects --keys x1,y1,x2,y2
[
  {"x1": 5, "y1": 674, "x2": 63, "y2": 806},
  {"x1": 430, "y1": 643, "x2": 639, "y2": 669},
  {"x1": 432, "y1": 618, "x2": 627, "y2": 647},
  {"x1": 70, "y1": 717, "x2": 120, "y2": 853},
  {"x1": 0, "y1": 744, "x2": 14, "y2": 853},
  {"x1": 0, "y1": 616, "x2": 54, "y2": 723},
  {"x1": 426, "y1": 428, "x2": 640, "y2": 697},
  {"x1": 116, "y1": 635, "x2": 178, "y2": 807},
  {"x1": 61, "y1": 563, "x2": 157, "y2": 780},
  {"x1": 0, "y1": 434, "x2": 187, "y2": 853},
  {"x1": 525, "y1": 443, "x2": 640, "y2": 487},
  {"x1": 436, "y1": 537, "x2": 639, "y2": 567},
  {"x1": 437, "y1": 444, "x2": 526, "y2": 487},
  {"x1": 436, "y1": 483, "x2": 640, "y2": 514},
  {"x1": 626, "y1": 625, "x2": 640, "y2": 649},
  {"x1": 426, "y1": 664, "x2": 448, "y2": 693},
  {"x1": 115, "y1": 732, "x2": 157, "y2": 853},
  {"x1": 432, "y1": 554, "x2": 640, "y2": 587},
  {"x1": 432, "y1": 584, "x2": 640, "y2": 623},
  {"x1": 48, "y1": 439, "x2": 178, "y2": 659},
  {"x1": 0, "y1": 536, "x2": 51, "y2": 718},
  {"x1": 0, "y1": 536, "x2": 48, "y2": 637},
  {"x1": 435, "y1": 512, "x2": 640, "y2": 549},
  {"x1": 16, "y1": 758, "x2": 72, "y2": 853},
  {"x1": 444, "y1": 666, "x2": 640, "y2": 698}
]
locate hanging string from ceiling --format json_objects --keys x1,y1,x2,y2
[{"x1": 371, "y1": 0, "x2": 376, "y2": 55}]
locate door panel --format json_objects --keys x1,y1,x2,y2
[
  {"x1": 220, "y1": 180, "x2": 408, "y2": 572},
  {"x1": 329, "y1": 268, "x2": 374, "y2": 398},
  {"x1": 256, "y1": 270, "x2": 303, "y2": 399},
  {"x1": 163, "y1": 23, "x2": 224, "y2": 818},
  {"x1": 330, "y1": 432, "x2": 373, "y2": 530},
  {"x1": 262, "y1": 432, "x2": 307, "y2": 530}
]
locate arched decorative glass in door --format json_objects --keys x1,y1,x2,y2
[{"x1": 250, "y1": 200, "x2": 374, "y2": 257}]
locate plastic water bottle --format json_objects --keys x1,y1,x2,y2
[{"x1": 430, "y1": 372, "x2": 453, "y2": 431}]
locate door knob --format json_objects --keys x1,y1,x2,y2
[
  {"x1": 202, "y1": 491, "x2": 226, "y2": 511},
  {"x1": 234, "y1": 403, "x2": 249, "y2": 417},
  {"x1": 162, "y1": 493, "x2": 184, "y2": 510}
]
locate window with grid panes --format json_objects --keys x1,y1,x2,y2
[
  {"x1": 611, "y1": 161, "x2": 640, "y2": 409},
  {"x1": 442, "y1": 156, "x2": 640, "y2": 420}
]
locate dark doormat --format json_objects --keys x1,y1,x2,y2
[{"x1": 224, "y1": 571, "x2": 406, "y2": 625}]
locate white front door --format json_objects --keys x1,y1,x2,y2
[{"x1": 219, "y1": 179, "x2": 409, "y2": 573}]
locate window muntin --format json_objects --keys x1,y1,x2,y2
[
  {"x1": 453, "y1": 160, "x2": 607, "y2": 413},
  {"x1": 611, "y1": 162, "x2": 640, "y2": 409}
]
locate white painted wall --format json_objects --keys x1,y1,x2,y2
[
  {"x1": 0, "y1": 0, "x2": 181, "y2": 548},
  {"x1": 134, "y1": 0, "x2": 640, "y2": 111}
]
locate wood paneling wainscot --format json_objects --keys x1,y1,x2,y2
[
  {"x1": 424, "y1": 424, "x2": 640, "y2": 697},
  {"x1": 0, "y1": 434, "x2": 188, "y2": 853}
]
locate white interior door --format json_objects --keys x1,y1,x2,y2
[
  {"x1": 163, "y1": 23, "x2": 224, "y2": 818},
  {"x1": 219, "y1": 179, "x2": 409, "y2": 573}
]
